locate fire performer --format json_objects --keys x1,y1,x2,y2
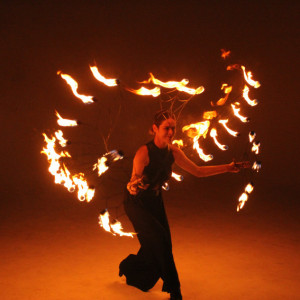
[{"x1": 119, "y1": 110, "x2": 250, "y2": 300}]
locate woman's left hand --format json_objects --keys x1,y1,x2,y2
[{"x1": 228, "y1": 160, "x2": 251, "y2": 173}]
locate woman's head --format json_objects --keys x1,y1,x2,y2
[{"x1": 151, "y1": 110, "x2": 176, "y2": 146}]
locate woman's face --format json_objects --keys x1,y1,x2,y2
[{"x1": 153, "y1": 118, "x2": 176, "y2": 145}]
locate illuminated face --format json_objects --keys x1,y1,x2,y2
[{"x1": 153, "y1": 118, "x2": 176, "y2": 146}]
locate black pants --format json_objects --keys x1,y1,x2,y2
[{"x1": 119, "y1": 189, "x2": 180, "y2": 293}]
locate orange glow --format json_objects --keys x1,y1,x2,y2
[
  {"x1": 99, "y1": 210, "x2": 135, "y2": 237},
  {"x1": 90, "y1": 66, "x2": 118, "y2": 87},
  {"x1": 237, "y1": 192, "x2": 248, "y2": 211},
  {"x1": 252, "y1": 161, "x2": 261, "y2": 172},
  {"x1": 203, "y1": 111, "x2": 217, "y2": 120},
  {"x1": 162, "y1": 182, "x2": 169, "y2": 191},
  {"x1": 251, "y1": 141, "x2": 260, "y2": 154},
  {"x1": 249, "y1": 131, "x2": 256, "y2": 142},
  {"x1": 226, "y1": 64, "x2": 240, "y2": 70},
  {"x1": 56, "y1": 111, "x2": 78, "y2": 127},
  {"x1": 221, "y1": 49, "x2": 231, "y2": 59},
  {"x1": 57, "y1": 71, "x2": 94, "y2": 103},
  {"x1": 210, "y1": 128, "x2": 228, "y2": 151},
  {"x1": 231, "y1": 103, "x2": 249, "y2": 123},
  {"x1": 145, "y1": 73, "x2": 204, "y2": 95},
  {"x1": 218, "y1": 119, "x2": 239, "y2": 137},
  {"x1": 93, "y1": 157, "x2": 109, "y2": 176},
  {"x1": 172, "y1": 139, "x2": 183, "y2": 148},
  {"x1": 171, "y1": 172, "x2": 183, "y2": 181},
  {"x1": 127, "y1": 86, "x2": 161, "y2": 97},
  {"x1": 245, "y1": 183, "x2": 254, "y2": 194},
  {"x1": 242, "y1": 85, "x2": 258, "y2": 106},
  {"x1": 194, "y1": 140, "x2": 213, "y2": 162},
  {"x1": 241, "y1": 66, "x2": 261, "y2": 88},
  {"x1": 212, "y1": 84, "x2": 232, "y2": 106},
  {"x1": 54, "y1": 130, "x2": 68, "y2": 147}
]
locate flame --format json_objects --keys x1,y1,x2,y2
[
  {"x1": 237, "y1": 183, "x2": 254, "y2": 211},
  {"x1": 227, "y1": 64, "x2": 240, "y2": 70},
  {"x1": 57, "y1": 71, "x2": 94, "y2": 103},
  {"x1": 90, "y1": 66, "x2": 118, "y2": 87},
  {"x1": 54, "y1": 130, "x2": 68, "y2": 147},
  {"x1": 93, "y1": 150, "x2": 123, "y2": 177},
  {"x1": 146, "y1": 73, "x2": 205, "y2": 95},
  {"x1": 241, "y1": 66, "x2": 261, "y2": 88},
  {"x1": 218, "y1": 119, "x2": 239, "y2": 137},
  {"x1": 221, "y1": 49, "x2": 231, "y2": 59},
  {"x1": 252, "y1": 161, "x2": 261, "y2": 172},
  {"x1": 210, "y1": 128, "x2": 228, "y2": 150},
  {"x1": 203, "y1": 111, "x2": 217, "y2": 120},
  {"x1": 249, "y1": 131, "x2": 256, "y2": 143},
  {"x1": 212, "y1": 84, "x2": 232, "y2": 106},
  {"x1": 251, "y1": 141, "x2": 260, "y2": 154},
  {"x1": 99, "y1": 210, "x2": 135, "y2": 237},
  {"x1": 237, "y1": 192, "x2": 248, "y2": 211},
  {"x1": 162, "y1": 182, "x2": 169, "y2": 191},
  {"x1": 171, "y1": 172, "x2": 184, "y2": 181},
  {"x1": 127, "y1": 86, "x2": 161, "y2": 97},
  {"x1": 41, "y1": 133, "x2": 94, "y2": 202},
  {"x1": 242, "y1": 85, "x2": 258, "y2": 106},
  {"x1": 56, "y1": 111, "x2": 78, "y2": 127},
  {"x1": 172, "y1": 139, "x2": 183, "y2": 148},
  {"x1": 194, "y1": 139, "x2": 213, "y2": 162},
  {"x1": 231, "y1": 103, "x2": 249, "y2": 123}
]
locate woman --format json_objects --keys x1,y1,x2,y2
[{"x1": 119, "y1": 110, "x2": 250, "y2": 300}]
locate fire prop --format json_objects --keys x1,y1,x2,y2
[{"x1": 42, "y1": 54, "x2": 262, "y2": 238}]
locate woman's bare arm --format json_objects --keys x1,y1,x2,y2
[{"x1": 171, "y1": 145, "x2": 250, "y2": 177}]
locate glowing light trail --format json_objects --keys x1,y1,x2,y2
[
  {"x1": 242, "y1": 85, "x2": 258, "y2": 106},
  {"x1": 251, "y1": 141, "x2": 261, "y2": 154},
  {"x1": 56, "y1": 111, "x2": 78, "y2": 127},
  {"x1": 237, "y1": 182, "x2": 254, "y2": 211},
  {"x1": 127, "y1": 86, "x2": 161, "y2": 97},
  {"x1": 90, "y1": 66, "x2": 118, "y2": 87},
  {"x1": 241, "y1": 66, "x2": 261, "y2": 88},
  {"x1": 55, "y1": 130, "x2": 68, "y2": 147},
  {"x1": 231, "y1": 103, "x2": 249, "y2": 123},
  {"x1": 210, "y1": 128, "x2": 228, "y2": 150},
  {"x1": 218, "y1": 119, "x2": 239, "y2": 137},
  {"x1": 171, "y1": 172, "x2": 184, "y2": 181}
]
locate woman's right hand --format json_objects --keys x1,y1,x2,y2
[{"x1": 127, "y1": 177, "x2": 149, "y2": 195}]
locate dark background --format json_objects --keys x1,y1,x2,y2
[{"x1": 1, "y1": 1, "x2": 299, "y2": 299}]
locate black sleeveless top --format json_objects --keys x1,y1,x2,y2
[{"x1": 143, "y1": 140, "x2": 174, "y2": 189}]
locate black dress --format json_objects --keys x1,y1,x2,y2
[{"x1": 119, "y1": 140, "x2": 180, "y2": 293}]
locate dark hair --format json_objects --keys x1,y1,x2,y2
[{"x1": 149, "y1": 110, "x2": 176, "y2": 135}]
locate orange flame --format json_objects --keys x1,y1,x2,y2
[
  {"x1": 93, "y1": 150, "x2": 123, "y2": 177},
  {"x1": 203, "y1": 111, "x2": 217, "y2": 120},
  {"x1": 57, "y1": 71, "x2": 94, "y2": 103},
  {"x1": 226, "y1": 64, "x2": 240, "y2": 70},
  {"x1": 146, "y1": 73, "x2": 205, "y2": 95},
  {"x1": 252, "y1": 161, "x2": 261, "y2": 172},
  {"x1": 231, "y1": 103, "x2": 249, "y2": 123},
  {"x1": 56, "y1": 111, "x2": 78, "y2": 127},
  {"x1": 54, "y1": 130, "x2": 68, "y2": 147},
  {"x1": 237, "y1": 183, "x2": 254, "y2": 211},
  {"x1": 249, "y1": 131, "x2": 256, "y2": 143},
  {"x1": 218, "y1": 119, "x2": 239, "y2": 137},
  {"x1": 212, "y1": 84, "x2": 232, "y2": 106},
  {"x1": 171, "y1": 172, "x2": 183, "y2": 181},
  {"x1": 242, "y1": 85, "x2": 258, "y2": 106},
  {"x1": 251, "y1": 141, "x2": 260, "y2": 154},
  {"x1": 241, "y1": 66, "x2": 261, "y2": 88},
  {"x1": 72, "y1": 173, "x2": 95, "y2": 202},
  {"x1": 99, "y1": 210, "x2": 135, "y2": 237},
  {"x1": 127, "y1": 86, "x2": 161, "y2": 97},
  {"x1": 194, "y1": 139, "x2": 213, "y2": 162},
  {"x1": 221, "y1": 49, "x2": 231, "y2": 59},
  {"x1": 162, "y1": 182, "x2": 169, "y2": 191},
  {"x1": 90, "y1": 66, "x2": 118, "y2": 87},
  {"x1": 172, "y1": 139, "x2": 183, "y2": 148},
  {"x1": 210, "y1": 128, "x2": 228, "y2": 151}
]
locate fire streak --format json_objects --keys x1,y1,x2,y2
[
  {"x1": 56, "y1": 111, "x2": 78, "y2": 127},
  {"x1": 249, "y1": 131, "x2": 256, "y2": 143},
  {"x1": 251, "y1": 141, "x2": 261, "y2": 154},
  {"x1": 145, "y1": 73, "x2": 204, "y2": 95},
  {"x1": 203, "y1": 111, "x2": 217, "y2": 120},
  {"x1": 57, "y1": 71, "x2": 94, "y2": 103},
  {"x1": 194, "y1": 140, "x2": 213, "y2": 162},
  {"x1": 252, "y1": 161, "x2": 261, "y2": 172},
  {"x1": 99, "y1": 210, "x2": 134, "y2": 237},
  {"x1": 210, "y1": 128, "x2": 228, "y2": 150},
  {"x1": 221, "y1": 49, "x2": 231, "y2": 59},
  {"x1": 90, "y1": 66, "x2": 118, "y2": 87},
  {"x1": 127, "y1": 86, "x2": 161, "y2": 97},
  {"x1": 171, "y1": 172, "x2": 184, "y2": 181},
  {"x1": 242, "y1": 85, "x2": 258, "y2": 106},
  {"x1": 172, "y1": 140, "x2": 183, "y2": 148},
  {"x1": 237, "y1": 182, "x2": 254, "y2": 211},
  {"x1": 218, "y1": 119, "x2": 239, "y2": 137},
  {"x1": 55, "y1": 130, "x2": 68, "y2": 147},
  {"x1": 241, "y1": 66, "x2": 261, "y2": 88},
  {"x1": 231, "y1": 103, "x2": 249, "y2": 123}
]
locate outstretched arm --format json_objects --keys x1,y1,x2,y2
[{"x1": 171, "y1": 145, "x2": 250, "y2": 177}]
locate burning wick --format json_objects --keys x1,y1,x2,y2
[
  {"x1": 249, "y1": 131, "x2": 256, "y2": 143},
  {"x1": 57, "y1": 71, "x2": 95, "y2": 103},
  {"x1": 231, "y1": 103, "x2": 249, "y2": 123},
  {"x1": 251, "y1": 141, "x2": 261, "y2": 155},
  {"x1": 242, "y1": 85, "x2": 258, "y2": 106},
  {"x1": 127, "y1": 86, "x2": 161, "y2": 97},
  {"x1": 171, "y1": 172, "x2": 184, "y2": 181},
  {"x1": 252, "y1": 161, "x2": 261, "y2": 172},
  {"x1": 56, "y1": 111, "x2": 78, "y2": 127},
  {"x1": 218, "y1": 119, "x2": 239, "y2": 137},
  {"x1": 93, "y1": 150, "x2": 124, "y2": 176},
  {"x1": 162, "y1": 182, "x2": 169, "y2": 191},
  {"x1": 90, "y1": 66, "x2": 119, "y2": 87},
  {"x1": 210, "y1": 128, "x2": 228, "y2": 151},
  {"x1": 241, "y1": 66, "x2": 261, "y2": 88},
  {"x1": 237, "y1": 182, "x2": 254, "y2": 211}
]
